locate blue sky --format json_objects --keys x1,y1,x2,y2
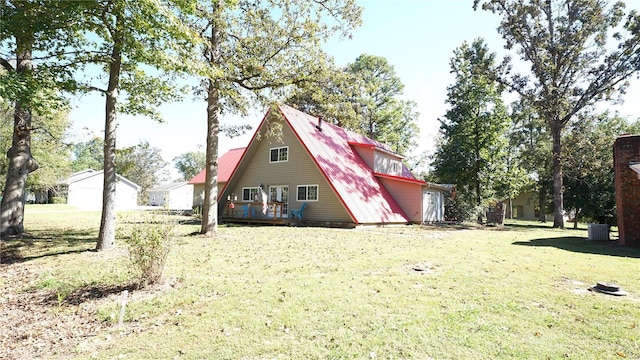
[{"x1": 67, "y1": 0, "x2": 640, "y2": 177}]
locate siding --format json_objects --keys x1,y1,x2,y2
[
  {"x1": 67, "y1": 173, "x2": 138, "y2": 210},
  {"x1": 374, "y1": 151, "x2": 403, "y2": 176},
  {"x1": 193, "y1": 182, "x2": 225, "y2": 207},
  {"x1": 379, "y1": 178, "x2": 423, "y2": 223},
  {"x1": 222, "y1": 115, "x2": 352, "y2": 223},
  {"x1": 352, "y1": 145, "x2": 375, "y2": 170},
  {"x1": 503, "y1": 192, "x2": 538, "y2": 220}
]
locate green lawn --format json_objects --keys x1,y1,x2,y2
[{"x1": 2, "y1": 206, "x2": 640, "y2": 359}]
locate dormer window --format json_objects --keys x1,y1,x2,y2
[
  {"x1": 270, "y1": 146, "x2": 289, "y2": 163},
  {"x1": 390, "y1": 160, "x2": 402, "y2": 175}
]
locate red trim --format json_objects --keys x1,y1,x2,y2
[
  {"x1": 279, "y1": 107, "x2": 360, "y2": 224},
  {"x1": 347, "y1": 142, "x2": 404, "y2": 159},
  {"x1": 373, "y1": 172, "x2": 426, "y2": 185},
  {"x1": 348, "y1": 142, "x2": 376, "y2": 149},
  {"x1": 220, "y1": 110, "x2": 270, "y2": 191}
]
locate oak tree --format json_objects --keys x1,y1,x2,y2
[
  {"x1": 563, "y1": 112, "x2": 640, "y2": 226},
  {"x1": 190, "y1": 0, "x2": 362, "y2": 235},
  {"x1": 0, "y1": 0, "x2": 88, "y2": 237},
  {"x1": 474, "y1": 0, "x2": 640, "y2": 228},
  {"x1": 83, "y1": 0, "x2": 199, "y2": 250}
]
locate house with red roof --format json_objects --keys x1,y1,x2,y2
[
  {"x1": 188, "y1": 147, "x2": 245, "y2": 208},
  {"x1": 200, "y1": 104, "x2": 451, "y2": 226}
]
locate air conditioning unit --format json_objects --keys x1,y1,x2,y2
[{"x1": 588, "y1": 223, "x2": 610, "y2": 241}]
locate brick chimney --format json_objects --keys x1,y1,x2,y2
[{"x1": 614, "y1": 135, "x2": 640, "y2": 247}]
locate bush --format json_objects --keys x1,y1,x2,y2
[
  {"x1": 118, "y1": 212, "x2": 177, "y2": 288},
  {"x1": 51, "y1": 197, "x2": 66, "y2": 204},
  {"x1": 192, "y1": 205, "x2": 202, "y2": 219}
]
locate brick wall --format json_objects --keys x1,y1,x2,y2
[{"x1": 614, "y1": 135, "x2": 640, "y2": 247}]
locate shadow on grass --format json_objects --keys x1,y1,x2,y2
[
  {"x1": 1, "y1": 229, "x2": 97, "y2": 264},
  {"x1": 512, "y1": 236, "x2": 640, "y2": 258},
  {"x1": 503, "y1": 222, "x2": 557, "y2": 230},
  {"x1": 42, "y1": 282, "x2": 138, "y2": 306}
]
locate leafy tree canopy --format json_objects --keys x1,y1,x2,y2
[
  {"x1": 431, "y1": 39, "x2": 511, "y2": 221},
  {"x1": 563, "y1": 112, "x2": 640, "y2": 226},
  {"x1": 190, "y1": 0, "x2": 362, "y2": 235},
  {"x1": 474, "y1": 0, "x2": 640, "y2": 228},
  {"x1": 286, "y1": 54, "x2": 420, "y2": 156},
  {"x1": 173, "y1": 151, "x2": 206, "y2": 181},
  {"x1": 116, "y1": 141, "x2": 169, "y2": 204},
  {"x1": 71, "y1": 137, "x2": 104, "y2": 173}
]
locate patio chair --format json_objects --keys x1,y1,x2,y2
[
  {"x1": 290, "y1": 202, "x2": 307, "y2": 220},
  {"x1": 242, "y1": 204, "x2": 256, "y2": 218}
]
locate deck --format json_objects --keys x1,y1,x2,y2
[{"x1": 221, "y1": 201, "x2": 300, "y2": 226}]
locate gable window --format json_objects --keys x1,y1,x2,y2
[
  {"x1": 390, "y1": 160, "x2": 402, "y2": 175},
  {"x1": 297, "y1": 185, "x2": 318, "y2": 201},
  {"x1": 270, "y1": 146, "x2": 289, "y2": 163},
  {"x1": 242, "y1": 187, "x2": 261, "y2": 202}
]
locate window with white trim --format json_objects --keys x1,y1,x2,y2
[
  {"x1": 242, "y1": 187, "x2": 261, "y2": 202},
  {"x1": 390, "y1": 160, "x2": 402, "y2": 175},
  {"x1": 269, "y1": 146, "x2": 289, "y2": 163},
  {"x1": 297, "y1": 185, "x2": 319, "y2": 201}
]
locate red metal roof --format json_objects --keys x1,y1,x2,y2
[
  {"x1": 188, "y1": 147, "x2": 245, "y2": 184},
  {"x1": 277, "y1": 104, "x2": 412, "y2": 224}
]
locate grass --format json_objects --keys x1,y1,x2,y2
[{"x1": 5, "y1": 206, "x2": 640, "y2": 359}]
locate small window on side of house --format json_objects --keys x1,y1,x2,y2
[
  {"x1": 270, "y1": 146, "x2": 289, "y2": 163},
  {"x1": 297, "y1": 185, "x2": 318, "y2": 201},
  {"x1": 391, "y1": 160, "x2": 402, "y2": 175}
]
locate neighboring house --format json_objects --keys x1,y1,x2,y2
[
  {"x1": 148, "y1": 182, "x2": 194, "y2": 210},
  {"x1": 59, "y1": 169, "x2": 140, "y2": 210},
  {"x1": 501, "y1": 191, "x2": 567, "y2": 222},
  {"x1": 502, "y1": 191, "x2": 539, "y2": 220},
  {"x1": 216, "y1": 104, "x2": 452, "y2": 226},
  {"x1": 188, "y1": 147, "x2": 245, "y2": 207}
]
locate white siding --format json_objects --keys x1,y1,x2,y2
[
  {"x1": 66, "y1": 171, "x2": 139, "y2": 210},
  {"x1": 422, "y1": 189, "x2": 445, "y2": 223}
]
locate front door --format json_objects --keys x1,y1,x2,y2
[{"x1": 268, "y1": 185, "x2": 288, "y2": 218}]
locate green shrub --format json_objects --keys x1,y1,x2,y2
[
  {"x1": 118, "y1": 212, "x2": 177, "y2": 288},
  {"x1": 192, "y1": 205, "x2": 202, "y2": 219},
  {"x1": 51, "y1": 197, "x2": 66, "y2": 204}
]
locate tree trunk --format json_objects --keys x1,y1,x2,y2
[
  {"x1": 201, "y1": 79, "x2": 220, "y2": 236},
  {"x1": 474, "y1": 111, "x2": 482, "y2": 224},
  {"x1": 96, "y1": 18, "x2": 123, "y2": 251},
  {"x1": 0, "y1": 34, "x2": 38, "y2": 238},
  {"x1": 200, "y1": 5, "x2": 222, "y2": 236},
  {"x1": 538, "y1": 185, "x2": 547, "y2": 222},
  {"x1": 551, "y1": 126, "x2": 564, "y2": 228}
]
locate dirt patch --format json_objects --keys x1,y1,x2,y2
[{"x1": 0, "y1": 261, "x2": 176, "y2": 359}]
